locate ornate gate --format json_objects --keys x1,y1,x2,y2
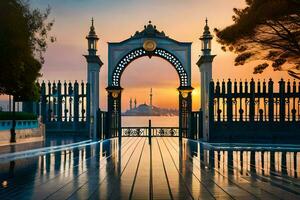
[{"x1": 106, "y1": 22, "x2": 193, "y2": 139}]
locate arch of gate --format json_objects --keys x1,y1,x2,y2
[{"x1": 106, "y1": 22, "x2": 193, "y2": 139}]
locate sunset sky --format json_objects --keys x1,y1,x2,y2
[{"x1": 1, "y1": 0, "x2": 291, "y2": 111}]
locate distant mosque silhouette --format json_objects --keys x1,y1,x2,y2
[{"x1": 122, "y1": 88, "x2": 178, "y2": 116}]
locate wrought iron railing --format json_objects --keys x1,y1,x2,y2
[
  {"x1": 36, "y1": 81, "x2": 90, "y2": 123},
  {"x1": 121, "y1": 127, "x2": 179, "y2": 137},
  {"x1": 208, "y1": 79, "x2": 300, "y2": 141},
  {"x1": 209, "y1": 79, "x2": 300, "y2": 122},
  {"x1": 23, "y1": 81, "x2": 90, "y2": 134}
]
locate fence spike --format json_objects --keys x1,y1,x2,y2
[
  {"x1": 234, "y1": 79, "x2": 238, "y2": 93},
  {"x1": 257, "y1": 79, "x2": 261, "y2": 93},
  {"x1": 239, "y1": 80, "x2": 243, "y2": 93},
  {"x1": 222, "y1": 79, "x2": 226, "y2": 94},
  {"x1": 263, "y1": 80, "x2": 266, "y2": 94},
  {"x1": 293, "y1": 79, "x2": 296, "y2": 93},
  {"x1": 287, "y1": 80, "x2": 291, "y2": 93}
]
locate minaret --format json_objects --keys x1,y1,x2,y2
[
  {"x1": 201, "y1": 18, "x2": 212, "y2": 56},
  {"x1": 150, "y1": 88, "x2": 153, "y2": 108},
  {"x1": 134, "y1": 98, "x2": 137, "y2": 109},
  {"x1": 84, "y1": 18, "x2": 103, "y2": 140},
  {"x1": 197, "y1": 18, "x2": 216, "y2": 142},
  {"x1": 129, "y1": 98, "x2": 132, "y2": 110}
]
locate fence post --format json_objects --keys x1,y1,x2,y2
[
  {"x1": 81, "y1": 81, "x2": 85, "y2": 122},
  {"x1": 221, "y1": 80, "x2": 226, "y2": 122},
  {"x1": 263, "y1": 80, "x2": 266, "y2": 94},
  {"x1": 35, "y1": 82, "x2": 40, "y2": 115},
  {"x1": 249, "y1": 79, "x2": 255, "y2": 122},
  {"x1": 292, "y1": 80, "x2": 297, "y2": 122},
  {"x1": 268, "y1": 79, "x2": 274, "y2": 122},
  {"x1": 41, "y1": 81, "x2": 46, "y2": 123},
  {"x1": 279, "y1": 79, "x2": 285, "y2": 122},
  {"x1": 215, "y1": 81, "x2": 220, "y2": 122},
  {"x1": 52, "y1": 82, "x2": 57, "y2": 120},
  {"x1": 64, "y1": 82, "x2": 68, "y2": 122},
  {"x1": 227, "y1": 79, "x2": 233, "y2": 122},
  {"x1": 47, "y1": 81, "x2": 52, "y2": 122},
  {"x1": 238, "y1": 80, "x2": 244, "y2": 121},
  {"x1": 74, "y1": 81, "x2": 79, "y2": 130},
  {"x1": 57, "y1": 81, "x2": 62, "y2": 123},
  {"x1": 148, "y1": 120, "x2": 152, "y2": 138},
  {"x1": 209, "y1": 81, "x2": 215, "y2": 140},
  {"x1": 86, "y1": 83, "x2": 90, "y2": 132},
  {"x1": 68, "y1": 82, "x2": 73, "y2": 122},
  {"x1": 287, "y1": 80, "x2": 291, "y2": 121},
  {"x1": 97, "y1": 109, "x2": 101, "y2": 139},
  {"x1": 257, "y1": 79, "x2": 261, "y2": 94},
  {"x1": 199, "y1": 110, "x2": 203, "y2": 139}
]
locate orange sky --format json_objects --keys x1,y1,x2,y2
[{"x1": 0, "y1": 0, "x2": 291, "y2": 111}]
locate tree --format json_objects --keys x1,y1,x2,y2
[
  {"x1": 0, "y1": 0, "x2": 54, "y2": 142},
  {"x1": 215, "y1": 0, "x2": 300, "y2": 79}
]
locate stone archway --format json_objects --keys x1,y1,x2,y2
[
  {"x1": 106, "y1": 22, "x2": 193, "y2": 139},
  {"x1": 111, "y1": 48, "x2": 189, "y2": 87}
]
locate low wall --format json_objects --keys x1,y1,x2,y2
[
  {"x1": 209, "y1": 122, "x2": 300, "y2": 143},
  {"x1": 0, "y1": 120, "x2": 45, "y2": 146},
  {"x1": 45, "y1": 121, "x2": 89, "y2": 136},
  {"x1": 0, "y1": 120, "x2": 39, "y2": 130}
]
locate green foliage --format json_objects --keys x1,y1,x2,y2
[
  {"x1": 0, "y1": 112, "x2": 37, "y2": 120},
  {"x1": 215, "y1": 0, "x2": 300, "y2": 78},
  {"x1": 0, "y1": 0, "x2": 54, "y2": 101}
]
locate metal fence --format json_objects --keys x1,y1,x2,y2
[
  {"x1": 121, "y1": 127, "x2": 179, "y2": 137},
  {"x1": 191, "y1": 111, "x2": 202, "y2": 140},
  {"x1": 208, "y1": 79, "x2": 300, "y2": 141},
  {"x1": 30, "y1": 81, "x2": 90, "y2": 134},
  {"x1": 97, "y1": 110, "x2": 108, "y2": 139}
]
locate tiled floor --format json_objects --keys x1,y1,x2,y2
[
  {"x1": 0, "y1": 137, "x2": 300, "y2": 199},
  {"x1": 0, "y1": 136, "x2": 87, "y2": 154}
]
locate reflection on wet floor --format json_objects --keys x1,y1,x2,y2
[
  {"x1": 0, "y1": 137, "x2": 300, "y2": 199},
  {"x1": 0, "y1": 136, "x2": 88, "y2": 155}
]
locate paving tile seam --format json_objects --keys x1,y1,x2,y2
[
  {"x1": 0, "y1": 140, "x2": 99, "y2": 163},
  {"x1": 86, "y1": 138, "x2": 143, "y2": 199},
  {"x1": 0, "y1": 140, "x2": 111, "y2": 195},
  {"x1": 42, "y1": 138, "x2": 137, "y2": 200},
  {"x1": 106, "y1": 138, "x2": 146, "y2": 200},
  {"x1": 160, "y1": 138, "x2": 198, "y2": 200},
  {"x1": 65, "y1": 137, "x2": 141, "y2": 200},
  {"x1": 128, "y1": 139, "x2": 147, "y2": 200},
  {"x1": 176, "y1": 139, "x2": 288, "y2": 200},
  {"x1": 179, "y1": 139, "x2": 287, "y2": 199},
  {"x1": 193, "y1": 140, "x2": 300, "y2": 197},
  {"x1": 227, "y1": 151, "x2": 300, "y2": 185},
  {"x1": 155, "y1": 138, "x2": 174, "y2": 200},
  {"x1": 4, "y1": 138, "x2": 134, "y2": 199},
  {"x1": 164, "y1": 138, "x2": 237, "y2": 200}
]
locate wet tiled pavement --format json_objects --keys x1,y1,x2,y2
[
  {"x1": 0, "y1": 136, "x2": 87, "y2": 154},
  {"x1": 0, "y1": 137, "x2": 300, "y2": 199}
]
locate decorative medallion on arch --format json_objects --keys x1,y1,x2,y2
[{"x1": 106, "y1": 21, "x2": 193, "y2": 139}]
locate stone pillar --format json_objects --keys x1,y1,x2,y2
[
  {"x1": 85, "y1": 57, "x2": 102, "y2": 139},
  {"x1": 197, "y1": 19, "x2": 216, "y2": 142},
  {"x1": 84, "y1": 18, "x2": 103, "y2": 140},
  {"x1": 106, "y1": 87, "x2": 123, "y2": 139},
  {"x1": 178, "y1": 86, "x2": 193, "y2": 139}
]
